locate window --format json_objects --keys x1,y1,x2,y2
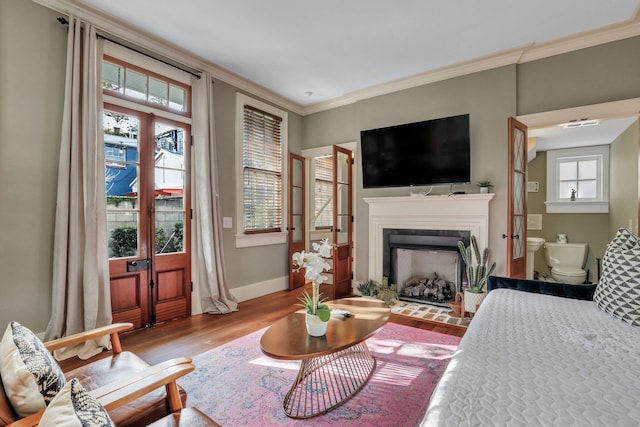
[
  {"x1": 545, "y1": 146, "x2": 609, "y2": 213},
  {"x1": 314, "y1": 156, "x2": 333, "y2": 228},
  {"x1": 102, "y1": 56, "x2": 190, "y2": 115},
  {"x1": 236, "y1": 93, "x2": 288, "y2": 247}
]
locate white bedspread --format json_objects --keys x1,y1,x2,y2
[{"x1": 422, "y1": 288, "x2": 640, "y2": 426}]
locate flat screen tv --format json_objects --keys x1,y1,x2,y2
[{"x1": 360, "y1": 114, "x2": 470, "y2": 188}]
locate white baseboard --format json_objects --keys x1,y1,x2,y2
[{"x1": 230, "y1": 276, "x2": 289, "y2": 303}]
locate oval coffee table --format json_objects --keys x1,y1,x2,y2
[{"x1": 260, "y1": 297, "x2": 390, "y2": 419}]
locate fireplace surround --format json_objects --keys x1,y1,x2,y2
[
  {"x1": 365, "y1": 194, "x2": 494, "y2": 298},
  {"x1": 384, "y1": 228, "x2": 470, "y2": 306}
]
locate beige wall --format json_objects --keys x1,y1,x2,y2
[
  {"x1": 0, "y1": 0, "x2": 67, "y2": 331},
  {"x1": 305, "y1": 66, "x2": 517, "y2": 281},
  {"x1": 609, "y1": 119, "x2": 640, "y2": 237}
]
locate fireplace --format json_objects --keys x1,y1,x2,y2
[
  {"x1": 365, "y1": 194, "x2": 494, "y2": 302},
  {"x1": 383, "y1": 229, "x2": 469, "y2": 306}
]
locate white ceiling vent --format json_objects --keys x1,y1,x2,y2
[{"x1": 561, "y1": 120, "x2": 599, "y2": 129}]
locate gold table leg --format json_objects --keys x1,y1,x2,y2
[{"x1": 282, "y1": 342, "x2": 376, "y2": 419}]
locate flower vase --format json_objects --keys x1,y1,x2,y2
[
  {"x1": 305, "y1": 313, "x2": 328, "y2": 336},
  {"x1": 464, "y1": 290, "x2": 486, "y2": 314}
]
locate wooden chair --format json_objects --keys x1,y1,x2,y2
[{"x1": 1, "y1": 323, "x2": 195, "y2": 427}]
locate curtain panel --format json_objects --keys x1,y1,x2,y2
[
  {"x1": 45, "y1": 17, "x2": 112, "y2": 360},
  {"x1": 192, "y1": 74, "x2": 238, "y2": 314}
]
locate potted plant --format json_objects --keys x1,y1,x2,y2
[
  {"x1": 458, "y1": 235, "x2": 496, "y2": 313},
  {"x1": 477, "y1": 181, "x2": 493, "y2": 194},
  {"x1": 357, "y1": 279, "x2": 379, "y2": 298},
  {"x1": 292, "y1": 239, "x2": 333, "y2": 336},
  {"x1": 375, "y1": 277, "x2": 398, "y2": 305}
]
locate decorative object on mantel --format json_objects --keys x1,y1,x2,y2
[
  {"x1": 292, "y1": 239, "x2": 333, "y2": 336},
  {"x1": 376, "y1": 277, "x2": 398, "y2": 305},
  {"x1": 458, "y1": 235, "x2": 496, "y2": 314},
  {"x1": 477, "y1": 181, "x2": 493, "y2": 194}
]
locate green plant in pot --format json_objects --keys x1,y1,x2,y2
[
  {"x1": 292, "y1": 238, "x2": 333, "y2": 336},
  {"x1": 357, "y1": 279, "x2": 379, "y2": 297},
  {"x1": 458, "y1": 235, "x2": 496, "y2": 313},
  {"x1": 376, "y1": 277, "x2": 398, "y2": 305},
  {"x1": 477, "y1": 181, "x2": 493, "y2": 194}
]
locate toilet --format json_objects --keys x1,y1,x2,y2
[{"x1": 543, "y1": 242, "x2": 589, "y2": 284}]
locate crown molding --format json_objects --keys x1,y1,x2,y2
[
  {"x1": 519, "y1": 18, "x2": 640, "y2": 63},
  {"x1": 32, "y1": 0, "x2": 306, "y2": 116},
  {"x1": 301, "y1": 45, "x2": 530, "y2": 115},
  {"x1": 33, "y1": 0, "x2": 640, "y2": 117}
]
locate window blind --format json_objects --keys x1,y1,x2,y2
[{"x1": 242, "y1": 105, "x2": 283, "y2": 233}]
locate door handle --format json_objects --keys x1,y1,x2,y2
[
  {"x1": 127, "y1": 259, "x2": 150, "y2": 272},
  {"x1": 501, "y1": 234, "x2": 520, "y2": 239}
]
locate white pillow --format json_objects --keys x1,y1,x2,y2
[
  {"x1": 0, "y1": 321, "x2": 66, "y2": 417},
  {"x1": 40, "y1": 378, "x2": 114, "y2": 427}
]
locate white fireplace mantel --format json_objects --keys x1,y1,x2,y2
[{"x1": 364, "y1": 194, "x2": 495, "y2": 281}]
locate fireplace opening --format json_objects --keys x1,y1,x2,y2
[{"x1": 383, "y1": 229, "x2": 470, "y2": 307}]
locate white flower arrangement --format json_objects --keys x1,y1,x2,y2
[{"x1": 292, "y1": 238, "x2": 333, "y2": 320}]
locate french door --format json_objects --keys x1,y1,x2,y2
[
  {"x1": 104, "y1": 104, "x2": 191, "y2": 328},
  {"x1": 332, "y1": 146, "x2": 353, "y2": 299},
  {"x1": 506, "y1": 117, "x2": 527, "y2": 277}
]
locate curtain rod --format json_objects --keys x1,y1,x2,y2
[{"x1": 57, "y1": 17, "x2": 201, "y2": 79}]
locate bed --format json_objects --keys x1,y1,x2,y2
[{"x1": 422, "y1": 275, "x2": 640, "y2": 426}]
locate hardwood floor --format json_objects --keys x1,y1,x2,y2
[{"x1": 60, "y1": 287, "x2": 465, "y2": 370}]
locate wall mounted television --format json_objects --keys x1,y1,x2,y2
[{"x1": 360, "y1": 114, "x2": 471, "y2": 188}]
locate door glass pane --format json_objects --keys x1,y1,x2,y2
[
  {"x1": 104, "y1": 111, "x2": 140, "y2": 258},
  {"x1": 336, "y1": 215, "x2": 349, "y2": 244},
  {"x1": 292, "y1": 186, "x2": 302, "y2": 215},
  {"x1": 292, "y1": 215, "x2": 302, "y2": 243},
  {"x1": 102, "y1": 61, "x2": 124, "y2": 94},
  {"x1": 125, "y1": 69, "x2": 147, "y2": 100},
  {"x1": 513, "y1": 127, "x2": 525, "y2": 171},
  {"x1": 336, "y1": 151, "x2": 349, "y2": 183},
  {"x1": 149, "y1": 77, "x2": 168, "y2": 107},
  {"x1": 169, "y1": 85, "x2": 187, "y2": 112},
  {"x1": 154, "y1": 122, "x2": 186, "y2": 254}
]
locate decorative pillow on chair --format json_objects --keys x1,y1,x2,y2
[
  {"x1": 0, "y1": 321, "x2": 66, "y2": 417},
  {"x1": 39, "y1": 378, "x2": 114, "y2": 427},
  {"x1": 594, "y1": 228, "x2": 640, "y2": 326}
]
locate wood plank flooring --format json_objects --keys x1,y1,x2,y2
[{"x1": 60, "y1": 287, "x2": 465, "y2": 370}]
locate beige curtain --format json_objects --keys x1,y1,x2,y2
[
  {"x1": 44, "y1": 16, "x2": 112, "y2": 359},
  {"x1": 192, "y1": 74, "x2": 238, "y2": 314}
]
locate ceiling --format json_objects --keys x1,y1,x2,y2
[
  {"x1": 69, "y1": 1, "x2": 640, "y2": 110},
  {"x1": 529, "y1": 117, "x2": 639, "y2": 152}
]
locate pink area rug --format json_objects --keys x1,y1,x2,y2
[{"x1": 178, "y1": 322, "x2": 460, "y2": 426}]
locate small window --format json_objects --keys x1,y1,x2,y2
[
  {"x1": 235, "y1": 94, "x2": 288, "y2": 247},
  {"x1": 102, "y1": 56, "x2": 190, "y2": 115},
  {"x1": 545, "y1": 146, "x2": 609, "y2": 213}
]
